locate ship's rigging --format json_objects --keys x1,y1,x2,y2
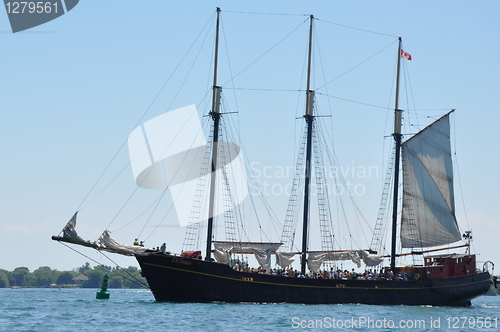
[{"x1": 53, "y1": 8, "x2": 482, "y2": 284}]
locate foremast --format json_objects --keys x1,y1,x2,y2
[
  {"x1": 205, "y1": 7, "x2": 222, "y2": 261},
  {"x1": 300, "y1": 15, "x2": 315, "y2": 275},
  {"x1": 390, "y1": 37, "x2": 403, "y2": 272}
]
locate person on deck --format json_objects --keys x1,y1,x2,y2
[{"x1": 160, "y1": 243, "x2": 166, "y2": 253}]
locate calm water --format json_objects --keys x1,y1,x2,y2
[{"x1": 1, "y1": 288, "x2": 498, "y2": 331}]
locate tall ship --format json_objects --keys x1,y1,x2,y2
[{"x1": 52, "y1": 8, "x2": 493, "y2": 306}]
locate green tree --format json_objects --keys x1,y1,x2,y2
[
  {"x1": 109, "y1": 275, "x2": 124, "y2": 288},
  {"x1": 82, "y1": 269, "x2": 104, "y2": 288},
  {"x1": 116, "y1": 266, "x2": 148, "y2": 289},
  {"x1": 94, "y1": 265, "x2": 112, "y2": 273},
  {"x1": 33, "y1": 266, "x2": 58, "y2": 287},
  {"x1": 74, "y1": 262, "x2": 91, "y2": 274},
  {"x1": 0, "y1": 270, "x2": 10, "y2": 288},
  {"x1": 0, "y1": 264, "x2": 148, "y2": 289},
  {"x1": 36, "y1": 266, "x2": 52, "y2": 272},
  {"x1": 119, "y1": 266, "x2": 138, "y2": 274},
  {"x1": 56, "y1": 271, "x2": 74, "y2": 285},
  {"x1": 12, "y1": 267, "x2": 33, "y2": 287}
]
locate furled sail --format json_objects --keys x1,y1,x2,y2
[
  {"x1": 51, "y1": 212, "x2": 103, "y2": 250},
  {"x1": 52, "y1": 213, "x2": 149, "y2": 256},
  {"x1": 306, "y1": 250, "x2": 383, "y2": 272},
  {"x1": 213, "y1": 241, "x2": 282, "y2": 273},
  {"x1": 98, "y1": 231, "x2": 149, "y2": 256},
  {"x1": 275, "y1": 252, "x2": 297, "y2": 268},
  {"x1": 400, "y1": 112, "x2": 461, "y2": 248}
]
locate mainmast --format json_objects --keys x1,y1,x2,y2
[
  {"x1": 205, "y1": 7, "x2": 222, "y2": 261},
  {"x1": 390, "y1": 37, "x2": 403, "y2": 272},
  {"x1": 300, "y1": 15, "x2": 315, "y2": 275}
]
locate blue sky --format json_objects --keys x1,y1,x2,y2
[{"x1": 1, "y1": 1, "x2": 498, "y2": 273}]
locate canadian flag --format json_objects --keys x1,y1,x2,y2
[{"x1": 400, "y1": 49, "x2": 412, "y2": 60}]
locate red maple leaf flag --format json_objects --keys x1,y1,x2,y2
[{"x1": 400, "y1": 49, "x2": 412, "y2": 60}]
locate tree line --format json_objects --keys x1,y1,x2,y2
[{"x1": 0, "y1": 263, "x2": 148, "y2": 289}]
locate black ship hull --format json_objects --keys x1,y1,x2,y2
[{"x1": 136, "y1": 253, "x2": 491, "y2": 306}]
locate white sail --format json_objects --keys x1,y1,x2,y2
[
  {"x1": 307, "y1": 251, "x2": 383, "y2": 272},
  {"x1": 98, "y1": 230, "x2": 149, "y2": 256},
  {"x1": 53, "y1": 213, "x2": 149, "y2": 256},
  {"x1": 213, "y1": 241, "x2": 282, "y2": 273},
  {"x1": 55, "y1": 212, "x2": 103, "y2": 250},
  {"x1": 400, "y1": 112, "x2": 461, "y2": 248}
]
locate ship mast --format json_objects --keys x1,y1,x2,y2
[
  {"x1": 205, "y1": 7, "x2": 222, "y2": 261},
  {"x1": 300, "y1": 15, "x2": 315, "y2": 275},
  {"x1": 390, "y1": 37, "x2": 403, "y2": 272}
]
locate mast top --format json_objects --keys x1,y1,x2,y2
[{"x1": 304, "y1": 14, "x2": 314, "y2": 117}]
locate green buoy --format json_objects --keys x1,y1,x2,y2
[{"x1": 96, "y1": 272, "x2": 110, "y2": 299}]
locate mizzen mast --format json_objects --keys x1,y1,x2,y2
[{"x1": 390, "y1": 37, "x2": 403, "y2": 272}]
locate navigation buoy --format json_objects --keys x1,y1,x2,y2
[{"x1": 96, "y1": 272, "x2": 110, "y2": 299}]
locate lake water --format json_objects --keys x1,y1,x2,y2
[{"x1": 1, "y1": 288, "x2": 498, "y2": 331}]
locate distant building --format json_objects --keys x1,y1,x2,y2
[{"x1": 72, "y1": 274, "x2": 89, "y2": 285}]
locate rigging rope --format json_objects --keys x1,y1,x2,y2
[
  {"x1": 220, "y1": 18, "x2": 309, "y2": 87},
  {"x1": 222, "y1": 10, "x2": 309, "y2": 17},
  {"x1": 57, "y1": 241, "x2": 149, "y2": 289},
  {"x1": 316, "y1": 92, "x2": 391, "y2": 111},
  {"x1": 76, "y1": 13, "x2": 217, "y2": 214},
  {"x1": 316, "y1": 18, "x2": 399, "y2": 38},
  {"x1": 316, "y1": 39, "x2": 398, "y2": 91}
]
